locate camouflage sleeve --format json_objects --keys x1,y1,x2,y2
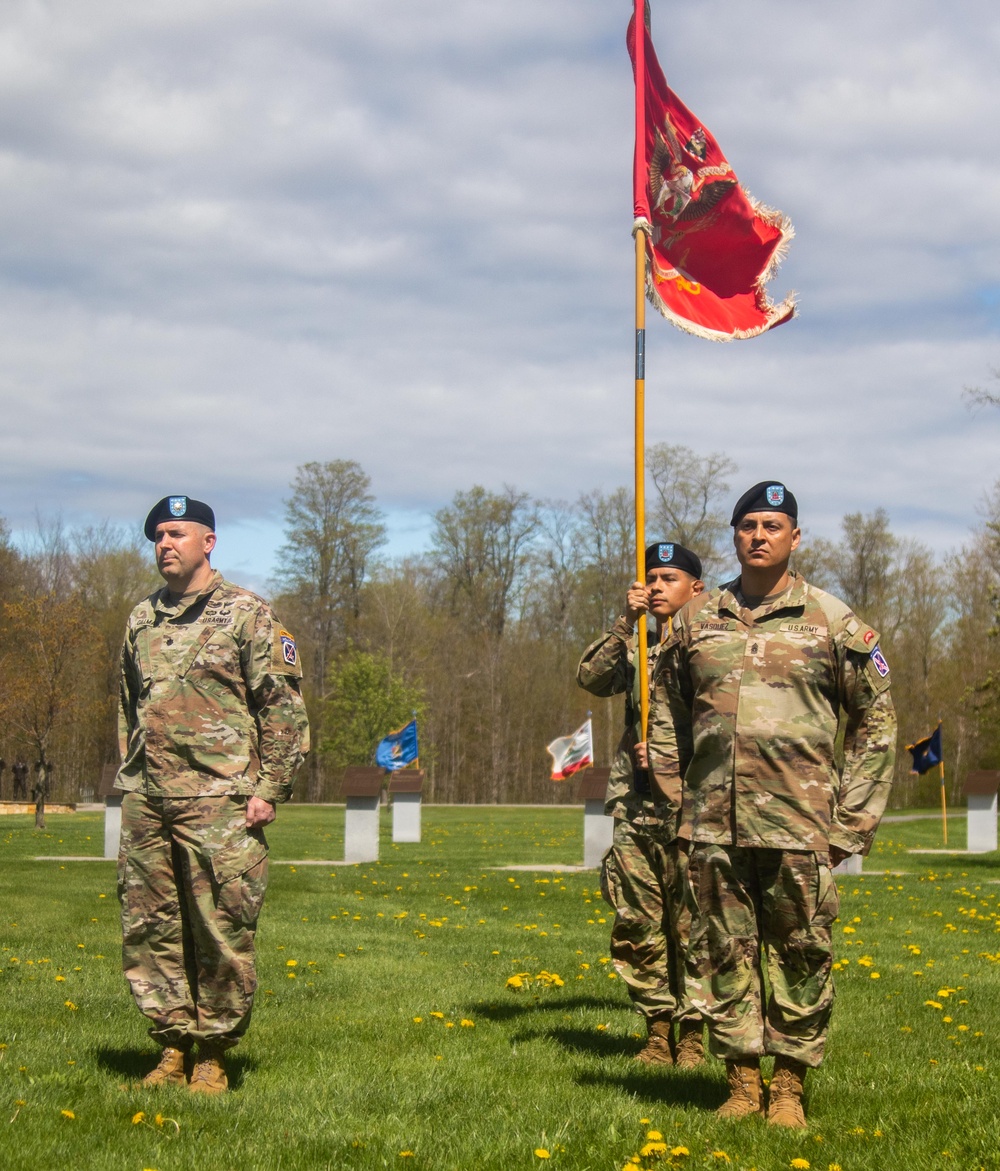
[
  {"x1": 117, "y1": 627, "x2": 140, "y2": 762},
  {"x1": 830, "y1": 628, "x2": 897, "y2": 855},
  {"x1": 576, "y1": 616, "x2": 635, "y2": 697},
  {"x1": 243, "y1": 607, "x2": 310, "y2": 804},
  {"x1": 646, "y1": 625, "x2": 693, "y2": 799}
]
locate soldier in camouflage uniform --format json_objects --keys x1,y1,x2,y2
[
  {"x1": 650, "y1": 481, "x2": 895, "y2": 1126},
  {"x1": 577, "y1": 541, "x2": 706, "y2": 1067},
  {"x1": 116, "y1": 495, "x2": 309, "y2": 1094}
]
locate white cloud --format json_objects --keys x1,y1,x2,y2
[{"x1": 0, "y1": 0, "x2": 996, "y2": 572}]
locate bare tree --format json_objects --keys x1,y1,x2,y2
[
  {"x1": 274, "y1": 460, "x2": 386, "y2": 799},
  {"x1": 646, "y1": 444, "x2": 738, "y2": 582},
  {"x1": 431, "y1": 485, "x2": 538, "y2": 639}
]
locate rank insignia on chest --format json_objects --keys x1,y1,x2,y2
[
  {"x1": 168, "y1": 496, "x2": 188, "y2": 517},
  {"x1": 870, "y1": 645, "x2": 889, "y2": 677},
  {"x1": 279, "y1": 631, "x2": 298, "y2": 666}
]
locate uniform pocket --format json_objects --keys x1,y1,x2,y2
[{"x1": 210, "y1": 836, "x2": 269, "y2": 929}]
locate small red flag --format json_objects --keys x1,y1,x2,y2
[{"x1": 628, "y1": 8, "x2": 795, "y2": 341}]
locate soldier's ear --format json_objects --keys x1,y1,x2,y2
[
  {"x1": 789, "y1": 526, "x2": 801, "y2": 552},
  {"x1": 692, "y1": 579, "x2": 705, "y2": 595}
]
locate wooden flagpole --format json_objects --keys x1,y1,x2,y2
[
  {"x1": 635, "y1": 228, "x2": 648, "y2": 736},
  {"x1": 633, "y1": 0, "x2": 649, "y2": 737}
]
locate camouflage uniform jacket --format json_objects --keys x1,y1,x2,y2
[
  {"x1": 650, "y1": 573, "x2": 895, "y2": 854},
  {"x1": 116, "y1": 570, "x2": 310, "y2": 802},
  {"x1": 577, "y1": 615, "x2": 679, "y2": 837}
]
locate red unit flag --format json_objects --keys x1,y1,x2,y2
[{"x1": 628, "y1": 7, "x2": 795, "y2": 341}]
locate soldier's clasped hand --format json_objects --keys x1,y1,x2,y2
[{"x1": 624, "y1": 581, "x2": 650, "y2": 624}]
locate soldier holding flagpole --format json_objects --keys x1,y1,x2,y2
[{"x1": 577, "y1": 541, "x2": 706, "y2": 1065}]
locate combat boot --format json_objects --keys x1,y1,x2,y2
[
  {"x1": 674, "y1": 1019, "x2": 706, "y2": 1069},
  {"x1": 716, "y1": 1059, "x2": 765, "y2": 1119},
  {"x1": 142, "y1": 1047, "x2": 187, "y2": 1087},
  {"x1": 767, "y1": 1056, "x2": 808, "y2": 1128},
  {"x1": 635, "y1": 1015, "x2": 674, "y2": 1065},
  {"x1": 188, "y1": 1045, "x2": 228, "y2": 1095}
]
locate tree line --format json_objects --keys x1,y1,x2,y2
[{"x1": 2, "y1": 450, "x2": 999, "y2": 808}]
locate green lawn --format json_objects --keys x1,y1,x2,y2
[{"x1": 2, "y1": 806, "x2": 1000, "y2": 1170}]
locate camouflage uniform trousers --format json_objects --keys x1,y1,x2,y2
[
  {"x1": 684, "y1": 844, "x2": 839, "y2": 1067},
  {"x1": 117, "y1": 792, "x2": 269, "y2": 1051},
  {"x1": 600, "y1": 819, "x2": 697, "y2": 1022}
]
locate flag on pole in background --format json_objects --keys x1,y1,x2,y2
[
  {"x1": 375, "y1": 719, "x2": 419, "y2": 771},
  {"x1": 907, "y1": 725, "x2": 943, "y2": 775},
  {"x1": 628, "y1": 6, "x2": 795, "y2": 341},
  {"x1": 547, "y1": 719, "x2": 594, "y2": 781}
]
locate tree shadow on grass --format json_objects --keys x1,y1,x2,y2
[{"x1": 94, "y1": 1047, "x2": 257, "y2": 1090}]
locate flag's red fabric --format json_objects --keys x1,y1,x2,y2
[{"x1": 628, "y1": 9, "x2": 795, "y2": 341}]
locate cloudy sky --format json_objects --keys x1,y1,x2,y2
[{"x1": 0, "y1": 0, "x2": 996, "y2": 584}]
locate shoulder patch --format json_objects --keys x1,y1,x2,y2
[
  {"x1": 845, "y1": 623, "x2": 881, "y2": 654},
  {"x1": 870, "y1": 645, "x2": 890, "y2": 677},
  {"x1": 270, "y1": 627, "x2": 303, "y2": 676}
]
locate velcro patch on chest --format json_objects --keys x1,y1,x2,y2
[
  {"x1": 694, "y1": 621, "x2": 736, "y2": 633},
  {"x1": 779, "y1": 623, "x2": 820, "y2": 634}
]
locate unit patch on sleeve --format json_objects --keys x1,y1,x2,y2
[
  {"x1": 870, "y1": 645, "x2": 890, "y2": 677},
  {"x1": 279, "y1": 630, "x2": 298, "y2": 667}
]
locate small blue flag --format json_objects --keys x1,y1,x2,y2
[
  {"x1": 907, "y1": 725, "x2": 942, "y2": 776},
  {"x1": 375, "y1": 719, "x2": 419, "y2": 771}
]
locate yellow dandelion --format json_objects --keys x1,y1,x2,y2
[
  {"x1": 790, "y1": 1160, "x2": 811, "y2": 1169},
  {"x1": 640, "y1": 1142, "x2": 667, "y2": 1158},
  {"x1": 711, "y1": 1155, "x2": 731, "y2": 1164},
  {"x1": 646, "y1": 1131, "x2": 663, "y2": 1141},
  {"x1": 64, "y1": 1001, "x2": 78, "y2": 1010},
  {"x1": 925, "y1": 1001, "x2": 942, "y2": 1009},
  {"x1": 430, "y1": 1011, "x2": 444, "y2": 1019},
  {"x1": 286, "y1": 959, "x2": 297, "y2": 967},
  {"x1": 870, "y1": 972, "x2": 881, "y2": 980},
  {"x1": 413, "y1": 1017, "x2": 423, "y2": 1024},
  {"x1": 670, "y1": 1147, "x2": 690, "y2": 1158},
  {"x1": 535, "y1": 1149, "x2": 551, "y2": 1159},
  {"x1": 55, "y1": 975, "x2": 65, "y2": 982},
  {"x1": 399, "y1": 1152, "x2": 415, "y2": 1158},
  {"x1": 61, "y1": 1109, "x2": 75, "y2": 1119},
  {"x1": 132, "y1": 1111, "x2": 146, "y2": 1124},
  {"x1": 460, "y1": 1019, "x2": 475, "y2": 1028}
]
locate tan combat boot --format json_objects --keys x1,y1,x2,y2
[
  {"x1": 635, "y1": 1016, "x2": 674, "y2": 1065},
  {"x1": 142, "y1": 1047, "x2": 187, "y2": 1087},
  {"x1": 188, "y1": 1046, "x2": 228, "y2": 1095},
  {"x1": 674, "y1": 1019, "x2": 706, "y2": 1069},
  {"x1": 767, "y1": 1056, "x2": 808, "y2": 1128},
  {"x1": 716, "y1": 1059, "x2": 765, "y2": 1119}
]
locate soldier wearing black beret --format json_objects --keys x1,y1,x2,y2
[
  {"x1": 649, "y1": 480, "x2": 896, "y2": 1125},
  {"x1": 116, "y1": 495, "x2": 309, "y2": 1094},
  {"x1": 577, "y1": 540, "x2": 707, "y2": 1069}
]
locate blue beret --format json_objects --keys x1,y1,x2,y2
[
  {"x1": 144, "y1": 496, "x2": 216, "y2": 541},
  {"x1": 645, "y1": 541, "x2": 702, "y2": 579}
]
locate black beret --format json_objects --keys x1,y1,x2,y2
[
  {"x1": 730, "y1": 481, "x2": 798, "y2": 527},
  {"x1": 645, "y1": 541, "x2": 702, "y2": 580},
  {"x1": 144, "y1": 496, "x2": 216, "y2": 541}
]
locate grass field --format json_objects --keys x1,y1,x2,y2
[{"x1": 3, "y1": 804, "x2": 1000, "y2": 1171}]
